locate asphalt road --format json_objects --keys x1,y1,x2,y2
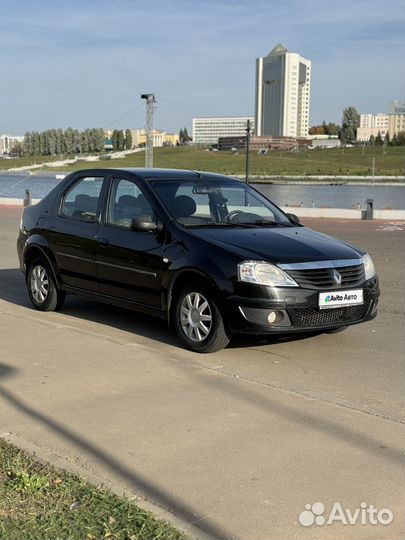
[{"x1": 0, "y1": 206, "x2": 403, "y2": 539}]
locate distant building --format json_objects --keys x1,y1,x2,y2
[
  {"x1": 359, "y1": 113, "x2": 389, "y2": 130},
  {"x1": 104, "y1": 129, "x2": 178, "y2": 148},
  {"x1": 0, "y1": 134, "x2": 24, "y2": 155},
  {"x1": 192, "y1": 117, "x2": 255, "y2": 145},
  {"x1": 130, "y1": 129, "x2": 179, "y2": 148},
  {"x1": 390, "y1": 100, "x2": 405, "y2": 114},
  {"x1": 388, "y1": 113, "x2": 405, "y2": 138},
  {"x1": 255, "y1": 44, "x2": 311, "y2": 138},
  {"x1": 356, "y1": 113, "x2": 389, "y2": 141},
  {"x1": 356, "y1": 110, "x2": 405, "y2": 141},
  {"x1": 217, "y1": 135, "x2": 311, "y2": 152},
  {"x1": 307, "y1": 135, "x2": 341, "y2": 148}
]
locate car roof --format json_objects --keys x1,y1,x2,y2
[{"x1": 109, "y1": 168, "x2": 241, "y2": 182}]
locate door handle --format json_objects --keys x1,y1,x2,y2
[{"x1": 98, "y1": 238, "x2": 109, "y2": 247}]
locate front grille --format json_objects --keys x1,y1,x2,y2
[
  {"x1": 287, "y1": 264, "x2": 365, "y2": 289},
  {"x1": 295, "y1": 304, "x2": 369, "y2": 327}
]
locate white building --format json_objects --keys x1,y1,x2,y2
[
  {"x1": 357, "y1": 108, "x2": 405, "y2": 141},
  {"x1": 359, "y1": 113, "x2": 389, "y2": 130},
  {"x1": 255, "y1": 44, "x2": 311, "y2": 138},
  {"x1": 357, "y1": 113, "x2": 389, "y2": 141},
  {"x1": 130, "y1": 129, "x2": 166, "y2": 147},
  {"x1": 307, "y1": 135, "x2": 341, "y2": 148},
  {"x1": 115, "y1": 129, "x2": 179, "y2": 147},
  {"x1": 0, "y1": 134, "x2": 24, "y2": 155},
  {"x1": 388, "y1": 113, "x2": 405, "y2": 138},
  {"x1": 192, "y1": 117, "x2": 255, "y2": 145}
]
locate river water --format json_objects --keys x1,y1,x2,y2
[{"x1": 0, "y1": 172, "x2": 404, "y2": 209}]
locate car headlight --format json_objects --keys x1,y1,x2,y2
[
  {"x1": 362, "y1": 253, "x2": 376, "y2": 280},
  {"x1": 238, "y1": 261, "x2": 299, "y2": 287}
]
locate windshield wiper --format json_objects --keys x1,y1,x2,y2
[
  {"x1": 185, "y1": 222, "x2": 257, "y2": 228},
  {"x1": 224, "y1": 221, "x2": 287, "y2": 228},
  {"x1": 251, "y1": 221, "x2": 292, "y2": 227},
  {"x1": 185, "y1": 221, "x2": 291, "y2": 229}
]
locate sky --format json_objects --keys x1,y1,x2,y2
[{"x1": 0, "y1": 0, "x2": 404, "y2": 135}]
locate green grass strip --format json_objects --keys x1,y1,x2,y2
[
  {"x1": 1, "y1": 146, "x2": 404, "y2": 177},
  {"x1": 0, "y1": 439, "x2": 185, "y2": 540}
]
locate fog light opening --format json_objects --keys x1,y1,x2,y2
[
  {"x1": 371, "y1": 299, "x2": 379, "y2": 315},
  {"x1": 267, "y1": 310, "x2": 284, "y2": 325}
]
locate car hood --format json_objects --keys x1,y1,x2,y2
[{"x1": 189, "y1": 226, "x2": 363, "y2": 264}]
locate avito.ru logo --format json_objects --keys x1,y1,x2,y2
[{"x1": 298, "y1": 502, "x2": 394, "y2": 527}]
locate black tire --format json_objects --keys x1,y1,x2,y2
[
  {"x1": 173, "y1": 281, "x2": 230, "y2": 353},
  {"x1": 325, "y1": 325, "x2": 349, "y2": 334},
  {"x1": 26, "y1": 257, "x2": 65, "y2": 312}
]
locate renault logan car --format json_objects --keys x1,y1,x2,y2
[{"x1": 17, "y1": 168, "x2": 379, "y2": 352}]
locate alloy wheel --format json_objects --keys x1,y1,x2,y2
[
  {"x1": 30, "y1": 265, "x2": 49, "y2": 304},
  {"x1": 180, "y1": 292, "x2": 213, "y2": 342}
]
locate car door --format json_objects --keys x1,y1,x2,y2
[
  {"x1": 46, "y1": 174, "x2": 105, "y2": 292},
  {"x1": 96, "y1": 175, "x2": 165, "y2": 309}
]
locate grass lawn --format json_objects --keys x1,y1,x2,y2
[
  {"x1": 0, "y1": 155, "x2": 63, "y2": 170},
  {"x1": 1, "y1": 146, "x2": 404, "y2": 177},
  {"x1": 0, "y1": 439, "x2": 184, "y2": 540}
]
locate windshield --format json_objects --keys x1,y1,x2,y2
[{"x1": 148, "y1": 177, "x2": 292, "y2": 228}]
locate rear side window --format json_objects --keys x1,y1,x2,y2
[{"x1": 60, "y1": 176, "x2": 104, "y2": 221}]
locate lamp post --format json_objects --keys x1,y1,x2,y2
[
  {"x1": 245, "y1": 119, "x2": 251, "y2": 183},
  {"x1": 141, "y1": 93, "x2": 156, "y2": 168}
]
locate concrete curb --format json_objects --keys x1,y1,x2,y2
[
  {"x1": 280, "y1": 206, "x2": 405, "y2": 220},
  {"x1": 248, "y1": 174, "x2": 405, "y2": 181},
  {"x1": 1, "y1": 198, "x2": 404, "y2": 220},
  {"x1": 0, "y1": 198, "x2": 41, "y2": 205}
]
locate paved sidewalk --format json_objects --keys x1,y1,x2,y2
[{"x1": 0, "y1": 208, "x2": 403, "y2": 539}]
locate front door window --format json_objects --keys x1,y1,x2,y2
[{"x1": 107, "y1": 178, "x2": 153, "y2": 229}]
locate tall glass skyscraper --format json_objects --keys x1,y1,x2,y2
[{"x1": 255, "y1": 44, "x2": 311, "y2": 138}]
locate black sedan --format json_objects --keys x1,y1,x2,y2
[{"x1": 17, "y1": 168, "x2": 380, "y2": 352}]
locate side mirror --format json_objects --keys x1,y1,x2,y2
[
  {"x1": 287, "y1": 213, "x2": 301, "y2": 226},
  {"x1": 131, "y1": 216, "x2": 158, "y2": 232}
]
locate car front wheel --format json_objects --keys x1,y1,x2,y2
[
  {"x1": 27, "y1": 257, "x2": 65, "y2": 311},
  {"x1": 174, "y1": 283, "x2": 230, "y2": 353}
]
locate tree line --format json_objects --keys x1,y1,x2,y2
[
  {"x1": 370, "y1": 131, "x2": 405, "y2": 146},
  {"x1": 178, "y1": 127, "x2": 191, "y2": 144},
  {"x1": 309, "y1": 107, "x2": 359, "y2": 141},
  {"x1": 20, "y1": 128, "x2": 106, "y2": 157},
  {"x1": 309, "y1": 121, "x2": 340, "y2": 136},
  {"x1": 111, "y1": 129, "x2": 132, "y2": 151}
]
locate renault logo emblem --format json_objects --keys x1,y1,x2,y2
[{"x1": 331, "y1": 269, "x2": 342, "y2": 285}]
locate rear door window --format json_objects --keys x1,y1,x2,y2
[{"x1": 60, "y1": 176, "x2": 104, "y2": 221}]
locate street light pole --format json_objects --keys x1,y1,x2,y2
[
  {"x1": 245, "y1": 119, "x2": 251, "y2": 183},
  {"x1": 141, "y1": 93, "x2": 156, "y2": 168}
]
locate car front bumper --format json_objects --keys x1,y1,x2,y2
[{"x1": 221, "y1": 277, "x2": 380, "y2": 334}]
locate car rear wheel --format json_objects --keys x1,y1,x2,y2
[
  {"x1": 27, "y1": 257, "x2": 65, "y2": 311},
  {"x1": 174, "y1": 282, "x2": 230, "y2": 353}
]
